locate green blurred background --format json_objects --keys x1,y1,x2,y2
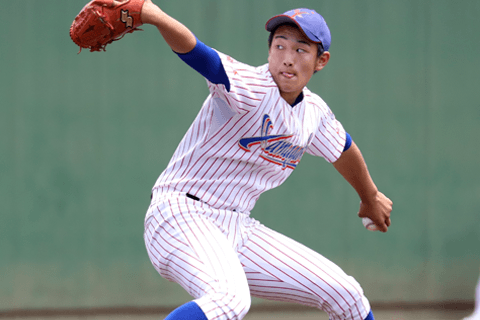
[{"x1": 1, "y1": 0, "x2": 479, "y2": 313}]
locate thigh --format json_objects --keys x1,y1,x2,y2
[
  {"x1": 238, "y1": 224, "x2": 370, "y2": 320},
  {"x1": 144, "y1": 196, "x2": 250, "y2": 318},
  {"x1": 243, "y1": 265, "x2": 324, "y2": 308}
]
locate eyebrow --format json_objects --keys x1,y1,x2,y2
[{"x1": 274, "y1": 35, "x2": 311, "y2": 46}]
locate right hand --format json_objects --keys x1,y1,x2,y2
[{"x1": 358, "y1": 191, "x2": 393, "y2": 233}]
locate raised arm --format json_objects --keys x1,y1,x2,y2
[
  {"x1": 332, "y1": 141, "x2": 393, "y2": 232},
  {"x1": 141, "y1": 0, "x2": 196, "y2": 53},
  {"x1": 140, "y1": 0, "x2": 230, "y2": 89}
]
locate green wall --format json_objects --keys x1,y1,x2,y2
[{"x1": 1, "y1": 0, "x2": 479, "y2": 311}]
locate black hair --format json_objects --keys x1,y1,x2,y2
[{"x1": 267, "y1": 23, "x2": 325, "y2": 57}]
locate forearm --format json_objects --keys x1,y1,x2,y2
[
  {"x1": 332, "y1": 141, "x2": 378, "y2": 203},
  {"x1": 141, "y1": 2, "x2": 196, "y2": 53},
  {"x1": 141, "y1": 2, "x2": 230, "y2": 90}
]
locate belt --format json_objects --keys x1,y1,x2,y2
[
  {"x1": 186, "y1": 193, "x2": 200, "y2": 201},
  {"x1": 187, "y1": 193, "x2": 235, "y2": 211},
  {"x1": 151, "y1": 192, "x2": 237, "y2": 211},
  {"x1": 149, "y1": 191, "x2": 202, "y2": 203}
]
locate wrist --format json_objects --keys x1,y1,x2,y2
[
  {"x1": 359, "y1": 189, "x2": 379, "y2": 205},
  {"x1": 140, "y1": 1, "x2": 162, "y2": 25}
]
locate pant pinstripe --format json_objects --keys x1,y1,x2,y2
[{"x1": 144, "y1": 194, "x2": 370, "y2": 320}]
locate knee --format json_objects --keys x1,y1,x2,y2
[
  {"x1": 197, "y1": 290, "x2": 251, "y2": 320},
  {"x1": 320, "y1": 279, "x2": 371, "y2": 320},
  {"x1": 214, "y1": 291, "x2": 251, "y2": 320}
]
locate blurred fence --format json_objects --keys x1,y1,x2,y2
[{"x1": 1, "y1": 0, "x2": 479, "y2": 312}]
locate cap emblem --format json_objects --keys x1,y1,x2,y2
[{"x1": 289, "y1": 9, "x2": 311, "y2": 20}]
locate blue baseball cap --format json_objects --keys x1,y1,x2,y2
[{"x1": 265, "y1": 8, "x2": 331, "y2": 51}]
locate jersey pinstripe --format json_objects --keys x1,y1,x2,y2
[{"x1": 152, "y1": 51, "x2": 346, "y2": 213}]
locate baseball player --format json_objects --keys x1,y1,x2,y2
[{"x1": 139, "y1": 0, "x2": 393, "y2": 319}]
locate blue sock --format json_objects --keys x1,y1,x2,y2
[
  {"x1": 364, "y1": 310, "x2": 375, "y2": 320},
  {"x1": 164, "y1": 301, "x2": 208, "y2": 320}
]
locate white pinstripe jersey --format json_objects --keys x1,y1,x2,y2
[{"x1": 153, "y1": 51, "x2": 346, "y2": 213}]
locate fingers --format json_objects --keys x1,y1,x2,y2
[
  {"x1": 358, "y1": 192, "x2": 393, "y2": 232},
  {"x1": 374, "y1": 217, "x2": 390, "y2": 232},
  {"x1": 378, "y1": 220, "x2": 389, "y2": 233}
]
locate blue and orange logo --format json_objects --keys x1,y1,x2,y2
[
  {"x1": 289, "y1": 9, "x2": 312, "y2": 20},
  {"x1": 238, "y1": 114, "x2": 311, "y2": 170}
]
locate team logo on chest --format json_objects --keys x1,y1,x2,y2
[{"x1": 238, "y1": 114, "x2": 311, "y2": 170}]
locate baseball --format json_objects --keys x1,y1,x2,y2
[{"x1": 362, "y1": 217, "x2": 379, "y2": 231}]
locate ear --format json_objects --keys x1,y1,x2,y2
[{"x1": 315, "y1": 51, "x2": 330, "y2": 72}]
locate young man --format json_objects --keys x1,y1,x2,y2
[{"x1": 140, "y1": 1, "x2": 393, "y2": 319}]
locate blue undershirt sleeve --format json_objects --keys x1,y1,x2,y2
[
  {"x1": 176, "y1": 38, "x2": 231, "y2": 92},
  {"x1": 343, "y1": 132, "x2": 352, "y2": 152}
]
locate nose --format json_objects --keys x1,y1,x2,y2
[{"x1": 283, "y1": 51, "x2": 294, "y2": 67}]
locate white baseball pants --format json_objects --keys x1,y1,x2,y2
[{"x1": 144, "y1": 193, "x2": 371, "y2": 320}]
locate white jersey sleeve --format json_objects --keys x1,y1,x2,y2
[
  {"x1": 305, "y1": 92, "x2": 347, "y2": 163},
  {"x1": 206, "y1": 51, "x2": 276, "y2": 114}
]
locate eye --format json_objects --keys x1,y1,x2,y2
[
  {"x1": 297, "y1": 48, "x2": 306, "y2": 53},
  {"x1": 276, "y1": 44, "x2": 284, "y2": 50}
]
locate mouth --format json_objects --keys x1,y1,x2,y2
[{"x1": 281, "y1": 72, "x2": 295, "y2": 79}]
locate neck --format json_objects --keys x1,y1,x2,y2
[
  {"x1": 289, "y1": 92, "x2": 304, "y2": 107},
  {"x1": 280, "y1": 90, "x2": 304, "y2": 106}
]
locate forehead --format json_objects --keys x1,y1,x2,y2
[{"x1": 273, "y1": 25, "x2": 312, "y2": 44}]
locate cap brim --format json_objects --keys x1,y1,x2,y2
[
  {"x1": 265, "y1": 15, "x2": 322, "y2": 44},
  {"x1": 266, "y1": 15, "x2": 297, "y2": 31}
]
